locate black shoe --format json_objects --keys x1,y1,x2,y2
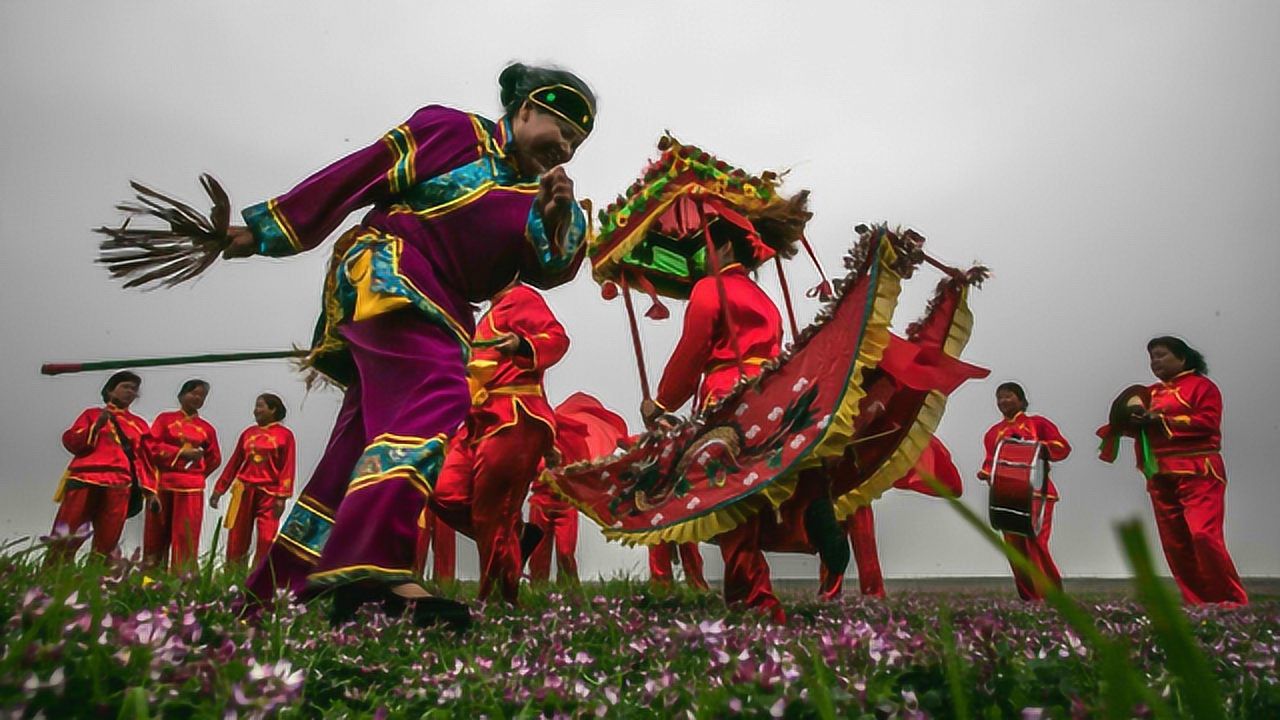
[
  {"x1": 328, "y1": 584, "x2": 377, "y2": 627},
  {"x1": 410, "y1": 596, "x2": 472, "y2": 632},
  {"x1": 804, "y1": 497, "x2": 850, "y2": 579},
  {"x1": 519, "y1": 524, "x2": 545, "y2": 569}
]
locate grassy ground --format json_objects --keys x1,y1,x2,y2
[{"x1": 0, "y1": 535, "x2": 1276, "y2": 719}]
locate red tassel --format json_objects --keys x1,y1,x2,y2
[
  {"x1": 806, "y1": 279, "x2": 834, "y2": 301},
  {"x1": 629, "y1": 273, "x2": 670, "y2": 321},
  {"x1": 645, "y1": 302, "x2": 670, "y2": 320}
]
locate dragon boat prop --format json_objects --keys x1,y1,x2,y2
[{"x1": 547, "y1": 136, "x2": 990, "y2": 545}]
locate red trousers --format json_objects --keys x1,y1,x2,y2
[
  {"x1": 143, "y1": 489, "x2": 204, "y2": 571},
  {"x1": 819, "y1": 505, "x2": 886, "y2": 599},
  {"x1": 1147, "y1": 474, "x2": 1248, "y2": 605},
  {"x1": 528, "y1": 501, "x2": 579, "y2": 584},
  {"x1": 226, "y1": 484, "x2": 282, "y2": 568},
  {"x1": 648, "y1": 542, "x2": 709, "y2": 590},
  {"x1": 430, "y1": 414, "x2": 551, "y2": 603},
  {"x1": 413, "y1": 506, "x2": 456, "y2": 581},
  {"x1": 49, "y1": 484, "x2": 130, "y2": 561},
  {"x1": 717, "y1": 515, "x2": 785, "y2": 623},
  {"x1": 1002, "y1": 497, "x2": 1061, "y2": 601}
]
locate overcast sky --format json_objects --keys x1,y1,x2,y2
[{"x1": 2, "y1": 0, "x2": 1276, "y2": 582}]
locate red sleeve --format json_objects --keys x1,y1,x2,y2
[
  {"x1": 148, "y1": 412, "x2": 184, "y2": 471},
  {"x1": 203, "y1": 422, "x2": 223, "y2": 477},
  {"x1": 242, "y1": 105, "x2": 480, "y2": 257},
  {"x1": 129, "y1": 416, "x2": 159, "y2": 495},
  {"x1": 274, "y1": 429, "x2": 297, "y2": 497},
  {"x1": 1035, "y1": 416, "x2": 1072, "y2": 462},
  {"x1": 978, "y1": 424, "x2": 1000, "y2": 479},
  {"x1": 1159, "y1": 378, "x2": 1222, "y2": 440},
  {"x1": 61, "y1": 409, "x2": 100, "y2": 455},
  {"x1": 656, "y1": 279, "x2": 719, "y2": 412},
  {"x1": 214, "y1": 429, "x2": 248, "y2": 495},
  {"x1": 505, "y1": 288, "x2": 570, "y2": 372}
]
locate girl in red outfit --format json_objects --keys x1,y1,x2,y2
[
  {"x1": 145, "y1": 379, "x2": 222, "y2": 571},
  {"x1": 1102, "y1": 337, "x2": 1247, "y2": 605},
  {"x1": 49, "y1": 371, "x2": 157, "y2": 562},
  {"x1": 211, "y1": 394, "x2": 295, "y2": 567},
  {"x1": 978, "y1": 382, "x2": 1071, "y2": 601}
]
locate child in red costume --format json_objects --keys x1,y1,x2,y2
[
  {"x1": 978, "y1": 382, "x2": 1071, "y2": 601},
  {"x1": 145, "y1": 379, "x2": 222, "y2": 571},
  {"x1": 49, "y1": 371, "x2": 157, "y2": 562},
  {"x1": 1098, "y1": 337, "x2": 1246, "y2": 605},
  {"x1": 430, "y1": 282, "x2": 569, "y2": 603},
  {"x1": 211, "y1": 394, "x2": 295, "y2": 567}
]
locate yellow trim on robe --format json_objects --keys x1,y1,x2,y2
[
  {"x1": 279, "y1": 532, "x2": 322, "y2": 560},
  {"x1": 267, "y1": 198, "x2": 303, "y2": 254},
  {"x1": 306, "y1": 563, "x2": 416, "y2": 583},
  {"x1": 347, "y1": 247, "x2": 413, "y2": 322}
]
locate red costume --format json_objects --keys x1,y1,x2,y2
[
  {"x1": 655, "y1": 263, "x2": 785, "y2": 620},
  {"x1": 1099, "y1": 371, "x2": 1246, "y2": 605},
  {"x1": 413, "y1": 507, "x2": 456, "y2": 581},
  {"x1": 530, "y1": 393, "x2": 630, "y2": 585},
  {"x1": 214, "y1": 423, "x2": 295, "y2": 567},
  {"x1": 979, "y1": 412, "x2": 1070, "y2": 600},
  {"x1": 430, "y1": 283, "x2": 568, "y2": 602},
  {"x1": 527, "y1": 479, "x2": 579, "y2": 584},
  {"x1": 647, "y1": 542, "x2": 710, "y2": 590},
  {"x1": 145, "y1": 410, "x2": 221, "y2": 570},
  {"x1": 50, "y1": 406, "x2": 157, "y2": 560}
]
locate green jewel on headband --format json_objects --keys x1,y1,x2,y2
[{"x1": 528, "y1": 84, "x2": 594, "y2": 136}]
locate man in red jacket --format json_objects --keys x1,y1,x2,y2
[
  {"x1": 430, "y1": 281, "x2": 569, "y2": 603},
  {"x1": 49, "y1": 371, "x2": 156, "y2": 562}
]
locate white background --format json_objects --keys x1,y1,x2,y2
[{"x1": 2, "y1": 1, "x2": 1276, "y2": 582}]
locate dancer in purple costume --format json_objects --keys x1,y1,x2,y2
[{"x1": 221, "y1": 63, "x2": 596, "y2": 617}]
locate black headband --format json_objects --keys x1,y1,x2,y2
[{"x1": 528, "y1": 84, "x2": 594, "y2": 136}]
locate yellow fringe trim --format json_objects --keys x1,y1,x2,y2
[
  {"x1": 549, "y1": 238, "x2": 903, "y2": 546},
  {"x1": 832, "y1": 286, "x2": 976, "y2": 518}
]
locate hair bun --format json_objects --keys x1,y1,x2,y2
[{"x1": 498, "y1": 62, "x2": 529, "y2": 108}]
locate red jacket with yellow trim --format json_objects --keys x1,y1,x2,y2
[
  {"x1": 978, "y1": 413, "x2": 1071, "y2": 500},
  {"x1": 1144, "y1": 372, "x2": 1225, "y2": 479},
  {"x1": 150, "y1": 410, "x2": 222, "y2": 491},
  {"x1": 213, "y1": 423, "x2": 296, "y2": 497},
  {"x1": 656, "y1": 264, "x2": 783, "y2": 412},
  {"x1": 467, "y1": 284, "x2": 569, "y2": 441},
  {"x1": 61, "y1": 406, "x2": 157, "y2": 492}
]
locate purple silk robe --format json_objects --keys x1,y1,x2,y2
[{"x1": 242, "y1": 105, "x2": 587, "y2": 598}]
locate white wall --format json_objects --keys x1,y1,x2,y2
[{"x1": 2, "y1": 1, "x2": 1276, "y2": 581}]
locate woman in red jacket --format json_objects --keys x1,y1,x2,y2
[
  {"x1": 978, "y1": 382, "x2": 1071, "y2": 601},
  {"x1": 145, "y1": 379, "x2": 222, "y2": 571},
  {"x1": 49, "y1": 371, "x2": 157, "y2": 562},
  {"x1": 1101, "y1": 337, "x2": 1247, "y2": 605},
  {"x1": 211, "y1": 394, "x2": 295, "y2": 567}
]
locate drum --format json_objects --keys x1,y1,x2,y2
[{"x1": 987, "y1": 437, "x2": 1049, "y2": 537}]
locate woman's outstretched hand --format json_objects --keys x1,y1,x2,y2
[{"x1": 222, "y1": 226, "x2": 258, "y2": 258}]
